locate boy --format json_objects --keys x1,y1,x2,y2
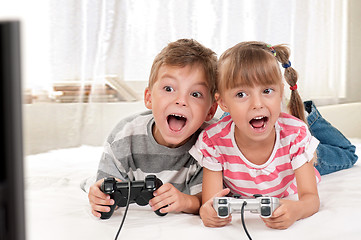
[{"x1": 88, "y1": 39, "x2": 218, "y2": 217}]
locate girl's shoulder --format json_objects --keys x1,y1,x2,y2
[
  {"x1": 278, "y1": 112, "x2": 308, "y2": 128},
  {"x1": 204, "y1": 114, "x2": 233, "y2": 134},
  {"x1": 277, "y1": 112, "x2": 310, "y2": 142}
]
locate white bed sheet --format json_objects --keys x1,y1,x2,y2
[{"x1": 25, "y1": 139, "x2": 361, "y2": 240}]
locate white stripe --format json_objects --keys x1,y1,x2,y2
[
  {"x1": 129, "y1": 167, "x2": 192, "y2": 185},
  {"x1": 224, "y1": 169, "x2": 295, "y2": 191},
  {"x1": 113, "y1": 114, "x2": 151, "y2": 142}
]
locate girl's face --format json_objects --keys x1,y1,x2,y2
[{"x1": 216, "y1": 82, "x2": 283, "y2": 146}]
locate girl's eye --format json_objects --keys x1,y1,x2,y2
[
  {"x1": 236, "y1": 92, "x2": 246, "y2": 98},
  {"x1": 264, "y1": 88, "x2": 274, "y2": 94},
  {"x1": 164, "y1": 86, "x2": 174, "y2": 92},
  {"x1": 191, "y1": 92, "x2": 202, "y2": 98}
]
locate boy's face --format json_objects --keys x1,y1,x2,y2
[
  {"x1": 216, "y1": 83, "x2": 283, "y2": 145},
  {"x1": 144, "y1": 64, "x2": 217, "y2": 148}
]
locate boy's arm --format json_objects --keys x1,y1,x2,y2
[{"x1": 263, "y1": 159, "x2": 320, "y2": 229}]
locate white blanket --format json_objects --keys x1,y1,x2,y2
[{"x1": 25, "y1": 139, "x2": 361, "y2": 240}]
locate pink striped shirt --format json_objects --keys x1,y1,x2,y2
[{"x1": 190, "y1": 112, "x2": 320, "y2": 198}]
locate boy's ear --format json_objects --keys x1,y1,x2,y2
[
  {"x1": 205, "y1": 101, "x2": 218, "y2": 121},
  {"x1": 215, "y1": 93, "x2": 228, "y2": 112},
  {"x1": 144, "y1": 87, "x2": 152, "y2": 109}
]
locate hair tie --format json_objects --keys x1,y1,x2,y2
[
  {"x1": 290, "y1": 84, "x2": 298, "y2": 91},
  {"x1": 266, "y1": 44, "x2": 276, "y2": 57},
  {"x1": 282, "y1": 61, "x2": 291, "y2": 69}
]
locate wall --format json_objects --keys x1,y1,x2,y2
[
  {"x1": 24, "y1": 101, "x2": 361, "y2": 155},
  {"x1": 23, "y1": 102, "x2": 147, "y2": 155},
  {"x1": 345, "y1": 0, "x2": 361, "y2": 103}
]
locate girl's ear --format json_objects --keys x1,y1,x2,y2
[
  {"x1": 215, "y1": 92, "x2": 228, "y2": 112},
  {"x1": 144, "y1": 87, "x2": 152, "y2": 109}
]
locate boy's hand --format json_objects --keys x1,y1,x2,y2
[
  {"x1": 148, "y1": 183, "x2": 196, "y2": 214},
  {"x1": 88, "y1": 178, "x2": 115, "y2": 218},
  {"x1": 261, "y1": 199, "x2": 298, "y2": 230},
  {"x1": 200, "y1": 188, "x2": 231, "y2": 227}
]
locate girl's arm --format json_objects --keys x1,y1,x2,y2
[
  {"x1": 263, "y1": 158, "x2": 320, "y2": 229},
  {"x1": 199, "y1": 168, "x2": 232, "y2": 227},
  {"x1": 202, "y1": 168, "x2": 224, "y2": 204}
]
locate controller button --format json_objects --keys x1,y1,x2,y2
[
  {"x1": 261, "y1": 206, "x2": 271, "y2": 217},
  {"x1": 218, "y1": 207, "x2": 229, "y2": 217},
  {"x1": 261, "y1": 199, "x2": 270, "y2": 204},
  {"x1": 219, "y1": 199, "x2": 228, "y2": 204}
]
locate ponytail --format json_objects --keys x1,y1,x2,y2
[{"x1": 272, "y1": 45, "x2": 306, "y2": 123}]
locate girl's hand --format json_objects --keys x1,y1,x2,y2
[
  {"x1": 200, "y1": 188, "x2": 232, "y2": 227},
  {"x1": 261, "y1": 199, "x2": 299, "y2": 229}
]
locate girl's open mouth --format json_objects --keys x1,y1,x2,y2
[
  {"x1": 249, "y1": 116, "x2": 269, "y2": 130},
  {"x1": 167, "y1": 114, "x2": 187, "y2": 132}
]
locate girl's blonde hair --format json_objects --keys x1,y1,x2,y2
[{"x1": 217, "y1": 41, "x2": 305, "y2": 122}]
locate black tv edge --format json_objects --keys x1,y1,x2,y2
[{"x1": 0, "y1": 20, "x2": 26, "y2": 240}]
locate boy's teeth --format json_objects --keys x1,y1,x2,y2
[{"x1": 168, "y1": 114, "x2": 187, "y2": 131}]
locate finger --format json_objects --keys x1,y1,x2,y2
[
  {"x1": 89, "y1": 195, "x2": 115, "y2": 207},
  {"x1": 91, "y1": 203, "x2": 112, "y2": 214},
  {"x1": 153, "y1": 183, "x2": 172, "y2": 196},
  {"x1": 89, "y1": 182, "x2": 109, "y2": 201},
  {"x1": 91, "y1": 209, "x2": 102, "y2": 218},
  {"x1": 213, "y1": 188, "x2": 231, "y2": 198},
  {"x1": 150, "y1": 184, "x2": 176, "y2": 207},
  {"x1": 270, "y1": 205, "x2": 285, "y2": 218},
  {"x1": 203, "y1": 216, "x2": 232, "y2": 227},
  {"x1": 150, "y1": 194, "x2": 174, "y2": 212}
]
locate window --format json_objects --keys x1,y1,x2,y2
[{"x1": 2, "y1": 0, "x2": 348, "y2": 103}]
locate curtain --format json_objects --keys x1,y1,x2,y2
[{"x1": 47, "y1": 0, "x2": 347, "y2": 101}]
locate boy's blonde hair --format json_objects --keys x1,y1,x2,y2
[
  {"x1": 217, "y1": 41, "x2": 305, "y2": 122},
  {"x1": 148, "y1": 39, "x2": 217, "y2": 100}
]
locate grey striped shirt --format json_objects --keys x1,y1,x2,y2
[{"x1": 96, "y1": 110, "x2": 204, "y2": 195}]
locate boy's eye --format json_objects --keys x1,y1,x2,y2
[
  {"x1": 236, "y1": 92, "x2": 247, "y2": 98},
  {"x1": 264, "y1": 88, "x2": 274, "y2": 94},
  {"x1": 164, "y1": 86, "x2": 174, "y2": 92},
  {"x1": 191, "y1": 91, "x2": 202, "y2": 98}
]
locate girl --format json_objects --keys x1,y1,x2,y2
[{"x1": 190, "y1": 41, "x2": 320, "y2": 229}]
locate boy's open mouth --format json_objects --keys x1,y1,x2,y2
[
  {"x1": 249, "y1": 116, "x2": 269, "y2": 129},
  {"x1": 167, "y1": 114, "x2": 187, "y2": 132}
]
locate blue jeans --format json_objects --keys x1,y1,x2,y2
[
  {"x1": 220, "y1": 101, "x2": 358, "y2": 175},
  {"x1": 304, "y1": 101, "x2": 358, "y2": 175}
]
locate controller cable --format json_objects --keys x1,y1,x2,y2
[
  {"x1": 114, "y1": 181, "x2": 131, "y2": 240},
  {"x1": 241, "y1": 201, "x2": 252, "y2": 240}
]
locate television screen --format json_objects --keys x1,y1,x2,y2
[{"x1": 0, "y1": 20, "x2": 26, "y2": 240}]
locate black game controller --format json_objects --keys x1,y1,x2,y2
[{"x1": 99, "y1": 175, "x2": 167, "y2": 219}]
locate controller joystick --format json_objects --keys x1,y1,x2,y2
[{"x1": 99, "y1": 175, "x2": 167, "y2": 219}]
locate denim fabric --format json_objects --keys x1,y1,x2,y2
[
  {"x1": 219, "y1": 101, "x2": 359, "y2": 175},
  {"x1": 304, "y1": 101, "x2": 358, "y2": 175}
]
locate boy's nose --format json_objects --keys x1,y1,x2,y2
[
  {"x1": 251, "y1": 95, "x2": 264, "y2": 109},
  {"x1": 175, "y1": 94, "x2": 187, "y2": 106},
  {"x1": 176, "y1": 100, "x2": 187, "y2": 107}
]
